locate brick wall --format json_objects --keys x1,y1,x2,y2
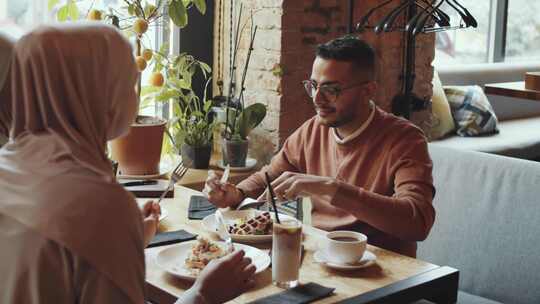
[{"x1": 213, "y1": 0, "x2": 435, "y2": 164}]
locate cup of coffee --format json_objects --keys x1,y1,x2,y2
[{"x1": 324, "y1": 231, "x2": 367, "y2": 264}]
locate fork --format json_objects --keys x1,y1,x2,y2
[{"x1": 156, "y1": 161, "x2": 188, "y2": 204}]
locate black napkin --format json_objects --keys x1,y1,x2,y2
[
  {"x1": 188, "y1": 195, "x2": 217, "y2": 220},
  {"x1": 147, "y1": 229, "x2": 197, "y2": 248},
  {"x1": 247, "y1": 282, "x2": 335, "y2": 304}
]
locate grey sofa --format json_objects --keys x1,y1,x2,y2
[
  {"x1": 416, "y1": 145, "x2": 540, "y2": 303},
  {"x1": 431, "y1": 62, "x2": 540, "y2": 160}
]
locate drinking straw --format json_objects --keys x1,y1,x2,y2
[{"x1": 264, "y1": 172, "x2": 281, "y2": 224}]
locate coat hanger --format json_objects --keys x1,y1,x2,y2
[
  {"x1": 356, "y1": 0, "x2": 397, "y2": 32},
  {"x1": 416, "y1": 0, "x2": 450, "y2": 26},
  {"x1": 356, "y1": 0, "x2": 476, "y2": 36},
  {"x1": 407, "y1": 0, "x2": 446, "y2": 36},
  {"x1": 374, "y1": 0, "x2": 411, "y2": 33},
  {"x1": 447, "y1": 0, "x2": 478, "y2": 28},
  {"x1": 375, "y1": 0, "x2": 451, "y2": 33}
]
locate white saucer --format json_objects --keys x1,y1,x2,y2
[
  {"x1": 117, "y1": 154, "x2": 181, "y2": 180},
  {"x1": 217, "y1": 158, "x2": 257, "y2": 172},
  {"x1": 313, "y1": 250, "x2": 376, "y2": 270}
]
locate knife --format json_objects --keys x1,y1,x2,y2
[{"x1": 120, "y1": 180, "x2": 158, "y2": 187}]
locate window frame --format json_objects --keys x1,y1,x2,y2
[{"x1": 436, "y1": 0, "x2": 540, "y2": 66}]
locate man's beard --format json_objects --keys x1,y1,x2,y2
[{"x1": 323, "y1": 112, "x2": 355, "y2": 128}]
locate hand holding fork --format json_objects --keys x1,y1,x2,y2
[{"x1": 215, "y1": 165, "x2": 234, "y2": 252}]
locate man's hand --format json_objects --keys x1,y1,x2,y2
[
  {"x1": 184, "y1": 250, "x2": 256, "y2": 304},
  {"x1": 261, "y1": 171, "x2": 339, "y2": 201},
  {"x1": 141, "y1": 200, "x2": 161, "y2": 247},
  {"x1": 203, "y1": 170, "x2": 243, "y2": 208}
]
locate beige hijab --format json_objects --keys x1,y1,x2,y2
[
  {"x1": 0, "y1": 32, "x2": 14, "y2": 140},
  {"x1": 0, "y1": 24, "x2": 145, "y2": 303}
]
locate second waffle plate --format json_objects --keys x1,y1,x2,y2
[{"x1": 202, "y1": 209, "x2": 297, "y2": 243}]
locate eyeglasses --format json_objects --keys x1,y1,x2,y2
[{"x1": 302, "y1": 80, "x2": 370, "y2": 103}]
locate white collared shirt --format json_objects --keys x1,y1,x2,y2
[{"x1": 333, "y1": 100, "x2": 376, "y2": 144}]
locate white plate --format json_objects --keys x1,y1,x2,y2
[
  {"x1": 155, "y1": 241, "x2": 270, "y2": 281},
  {"x1": 217, "y1": 158, "x2": 257, "y2": 172},
  {"x1": 117, "y1": 154, "x2": 181, "y2": 180},
  {"x1": 314, "y1": 249, "x2": 377, "y2": 270},
  {"x1": 202, "y1": 209, "x2": 297, "y2": 243}
]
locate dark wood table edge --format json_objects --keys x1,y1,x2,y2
[
  {"x1": 336, "y1": 266, "x2": 459, "y2": 304},
  {"x1": 484, "y1": 82, "x2": 540, "y2": 101}
]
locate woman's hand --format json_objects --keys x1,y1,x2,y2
[
  {"x1": 140, "y1": 200, "x2": 161, "y2": 247},
  {"x1": 182, "y1": 250, "x2": 256, "y2": 304}
]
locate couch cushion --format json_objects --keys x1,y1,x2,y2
[
  {"x1": 430, "y1": 71, "x2": 456, "y2": 140},
  {"x1": 419, "y1": 146, "x2": 540, "y2": 304},
  {"x1": 457, "y1": 291, "x2": 503, "y2": 304},
  {"x1": 430, "y1": 116, "x2": 540, "y2": 160},
  {"x1": 444, "y1": 86, "x2": 498, "y2": 136}
]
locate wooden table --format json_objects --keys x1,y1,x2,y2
[
  {"x1": 144, "y1": 187, "x2": 459, "y2": 304},
  {"x1": 484, "y1": 81, "x2": 540, "y2": 101}
]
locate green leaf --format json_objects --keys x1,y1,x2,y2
[
  {"x1": 48, "y1": 0, "x2": 60, "y2": 10},
  {"x1": 57, "y1": 5, "x2": 69, "y2": 21},
  {"x1": 141, "y1": 85, "x2": 161, "y2": 96},
  {"x1": 193, "y1": 0, "x2": 206, "y2": 14},
  {"x1": 169, "y1": 0, "x2": 188, "y2": 28},
  {"x1": 68, "y1": 1, "x2": 79, "y2": 20},
  {"x1": 235, "y1": 103, "x2": 267, "y2": 139},
  {"x1": 170, "y1": 78, "x2": 191, "y2": 89},
  {"x1": 128, "y1": 4, "x2": 136, "y2": 16},
  {"x1": 200, "y1": 61, "x2": 211, "y2": 73},
  {"x1": 159, "y1": 42, "x2": 170, "y2": 55}
]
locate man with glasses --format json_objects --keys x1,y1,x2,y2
[{"x1": 206, "y1": 36, "x2": 435, "y2": 258}]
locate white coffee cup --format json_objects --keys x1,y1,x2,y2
[{"x1": 324, "y1": 231, "x2": 367, "y2": 264}]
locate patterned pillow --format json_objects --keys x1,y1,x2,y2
[{"x1": 444, "y1": 86, "x2": 499, "y2": 137}]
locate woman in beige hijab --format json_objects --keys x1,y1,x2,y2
[{"x1": 0, "y1": 24, "x2": 254, "y2": 304}]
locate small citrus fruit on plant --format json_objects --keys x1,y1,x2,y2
[
  {"x1": 149, "y1": 72, "x2": 165, "y2": 87},
  {"x1": 142, "y1": 49, "x2": 153, "y2": 61},
  {"x1": 133, "y1": 18, "x2": 149, "y2": 35},
  {"x1": 88, "y1": 9, "x2": 102, "y2": 20},
  {"x1": 135, "y1": 56, "x2": 147, "y2": 71}
]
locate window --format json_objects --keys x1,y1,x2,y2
[
  {"x1": 0, "y1": 0, "x2": 174, "y2": 117},
  {"x1": 435, "y1": 0, "x2": 540, "y2": 66},
  {"x1": 505, "y1": 0, "x2": 540, "y2": 62},
  {"x1": 434, "y1": 1, "x2": 491, "y2": 65}
]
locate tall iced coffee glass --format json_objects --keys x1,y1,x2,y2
[{"x1": 272, "y1": 219, "x2": 302, "y2": 288}]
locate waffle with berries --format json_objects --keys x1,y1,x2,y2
[{"x1": 228, "y1": 211, "x2": 273, "y2": 235}]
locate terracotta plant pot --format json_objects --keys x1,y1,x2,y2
[
  {"x1": 222, "y1": 138, "x2": 248, "y2": 167},
  {"x1": 110, "y1": 116, "x2": 167, "y2": 176},
  {"x1": 181, "y1": 144, "x2": 212, "y2": 169}
]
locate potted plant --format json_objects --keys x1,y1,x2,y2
[
  {"x1": 145, "y1": 48, "x2": 215, "y2": 169},
  {"x1": 222, "y1": 103, "x2": 266, "y2": 167},
  {"x1": 50, "y1": 0, "x2": 207, "y2": 175},
  {"x1": 221, "y1": 16, "x2": 266, "y2": 167}
]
